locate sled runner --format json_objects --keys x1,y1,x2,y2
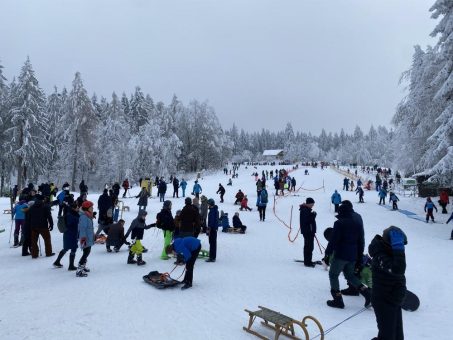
[
  {"x1": 225, "y1": 227, "x2": 244, "y2": 234},
  {"x1": 243, "y1": 305, "x2": 324, "y2": 340},
  {"x1": 143, "y1": 271, "x2": 182, "y2": 289},
  {"x1": 3, "y1": 209, "x2": 11, "y2": 214},
  {"x1": 402, "y1": 290, "x2": 420, "y2": 312},
  {"x1": 294, "y1": 260, "x2": 323, "y2": 265},
  {"x1": 0, "y1": 228, "x2": 5, "y2": 233}
]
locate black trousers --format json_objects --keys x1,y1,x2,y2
[
  {"x1": 303, "y1": 233, "x2": 314, "y2": 264},
  {"x1": 79, "y1": 247, "x2": 91, "y2": 265},
  {"x1": 258, "y1": 206, "x2": 266, "y2": 221},
  {"x1": 183, "y1": 245, "x2": 201, "y2": 285},
  {"x1": 220, "y1": 193, "x2": 224, "y2": 202},
  {"x1": 334, "y1": 204, "x2": 339, "y2": 213},
  {"x1": 372, "y1": 297, "x2": 404, "y2": 340},
  {"x1": 208, "y1": 229, "x2": 217, "y2": 260}
]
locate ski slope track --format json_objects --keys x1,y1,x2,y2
[{"x1": 0, "y1": 166, "x2": 451, "y2": 339}]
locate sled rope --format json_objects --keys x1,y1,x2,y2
[
  {"x1": 310, "y1": 307, "x2": 367, "y2": 339},
  {"x1": 314, "y1": 235, "x2": 325, "y2": 254},
  {"x1": 163, "y1": 265, "x2": 186, "y2": 281},
  {"x1": 272, "y1": 195, "x2": 301, "y2": 242}
]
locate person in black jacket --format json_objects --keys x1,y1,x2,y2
[
  {"x1": 158, "y1": 177, "x2": 167, "y2": 202},
  {"x1": 172, "y1": 177, "x2": 179, "y2": 198},
  {"x1": 178, "y1": 197, "x2": 201, "y2": 238},
  {"x1": 324, "y1": 200, "x2": 371, "y2": 309},
  {"x1": 106, "y1": 219, "x2": 129, "y2": 252},
  {"x1": 157, "y1": 200, "x2": 175, "y2": 260},
  {"x1": 299, "y1": 197, "x2": 317, "y2": 267},
  {"x1": 98, "y1": 189, "x2": 112, "y2": 225},
  {"x1": 216, "y1": 183, "x2": 226, "y2": 203},
  {"x1": 29, "y1": 196, "x2": 54, "y2": 258},
  {"x1": 124, "y1": 211, "x2": 155, "y2": 265},
  {"x1": 369, "y1": 226, "x2": 407, "y2": 340}
]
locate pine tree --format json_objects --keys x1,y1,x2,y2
[
  {"x1": 0, "y1": 61, "x2": 11, "y2": 194},
  {"x1": 6, "y1": 58, "x2": 50, "y2": 187},
  {"x1": 60, "y1": 72, "x2": 98, "y2": 190}
]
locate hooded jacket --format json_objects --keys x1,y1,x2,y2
[{"x1": 299, "y1": 204, "x2": 316, "y2": 235}]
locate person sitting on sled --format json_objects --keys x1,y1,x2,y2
[
  {"x1": 232, "y1": 212, "x2": 247, "y2": 233},
  {"x1": 166, "y1": 237, "x2": 201, "y2": 290}
]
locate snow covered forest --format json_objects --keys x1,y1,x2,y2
[{"x1": 0, "y1": 0, "x2": 451, "y2": 193}]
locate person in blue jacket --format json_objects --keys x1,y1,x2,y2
[
  {"x1": 13, "y1": 200, "x2": 28, "y2": 247},
  {"x1": 206, "y1": 198, "x2": 219, "y2": 262},
  {"x1": 192, "y1": 180, "x2": 202, "y2": 198},
  {"x1": 166, "y1": 237, "x2": 201, "y2": 290},
  {"x1": 180, "y1": 178, "x2": 187, "y2": 197},
  {"x1": 331, "y1": 190, "x2": 342, "y2": 213},
  {"x1": 53, "y1": 202, "x2": 79, "y2": 270},
  {"x1": 424, "y1": 197, "x2": 438, "y2": 223},
  {"x1": 389, "y1": 192, "x2": 399, "y2": 210},
  {"x1": 378, "y1": 188, "x2": 387, "y2": 205},
  {"x1": 77, "y1": 201, "x2": 95, "y2": 277}
]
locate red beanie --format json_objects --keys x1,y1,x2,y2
[{"x1": 81, "y1": 201, "x2": 93, "y2": 209}]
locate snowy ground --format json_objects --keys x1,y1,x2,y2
[{"x1": 0, "y1": 166, "x2": 452, "y2": 340}]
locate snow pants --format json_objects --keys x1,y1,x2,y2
[
  {"x1": 372, "y1": 297, "x2": 404, "y2": 340},
  {"x1": 31, "y1": 228, "x2": 53, "y2": 258},
  {"x1": 439, "y1": 202, "x2": 448, "y2": 214},
  {"x1": 392, "y1": 201, "x2": 398, "y2": 210},
  {"x1": 173, "y1": 188, "x2": 179, "y2": 198},
  {"x1": 426, "y1": 209, "x2": 435, "y2": 222},
  {"x1": 379, "y1": 197, "x2": 386, "y2": 205},
  {"x1": 183, "y1": 245, "x2": 201, "y2": 285},
  {"x1": 302, "y1": 232, "x2": 314, "y2": 265},
  {"x1": 161, "y1": 230, "x2": 173, "y2": 259},
  {"x1": 258, "y1": 206, "x2": 266, "y2": 221},
  {"x1": 334, "y1": 204, "x2": 339, "y2": 213},
  {"x1": 208, "y1": 229, "x2": 217, "y2": 260},
  {"x1": 79, "y1": 247, "x2": 91, "y2": 265},
  {"x1": 130, "y1": 239, "x2": 144, "y2": 255},
  {"x1": 329, "y1": 257, "x2": 362, "y2": 291},
  {"x1": 159, "y1": 192, "x2": 165, "y2": 202}
]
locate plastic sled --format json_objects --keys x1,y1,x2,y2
[
  {"x1": 95, "y1": 235, "x2": 107, "y2": 244},
  {"x1": 402, "y1": 289, "x2": 420, "y2": 312},
  {"x1": 143, "y1": 271, "x2": 182, "y2": 289}
]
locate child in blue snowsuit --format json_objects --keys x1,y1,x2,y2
[
  {"x1": 389, "y1": 192, "x2": 399, "y2": 210},
  {"x1": 220, "y1": 211, "x2": 230, "y2": 232},
  {"x1": 424, "y1": 197, "x2": 438, "y2": 223},
  {"x1": 378, "y1": 188, "x2": 387, "y2": 205}
]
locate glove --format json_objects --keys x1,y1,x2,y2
[
  {"x1": 124, "y1": 240, "x2": 131, "y2": 246},
  {"x1": 48, "y1": 225, "x2": 53, "y2": 231},
  {"x1": 93, "y1": 212, "x2": 97, "y2": 218},
  {"x1": 389, "y1": 230, "x2": 405, "y2": 251},
  {"x1": 80, "y1": 237, "x2": 87, "y2": 248},
  {"x1": 175, "y1": 253, "x2": 185, "y2": 266}
]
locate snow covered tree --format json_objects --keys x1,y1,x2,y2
[
  {"x1": 0, "y1": 61, "x2": 11, "y2": 194},
  {"x1": 60, "y1": 72, "x2": 98, "y2": 190},
  {"x1": 6, "y1": 58, "x2": 50, "y2": 187}
]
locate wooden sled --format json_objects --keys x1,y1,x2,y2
[
  {"x1": 243, "y1": 306, "x2": 324, "y2": 340},
  {"x1": 143, "y1": 271, "x2": 182, "y2": 289},
  {"x1": 95, "y1": 235, "x2": 107, "y2": 244},
  {"x1": 3, "y1": 209, "x2": 11, "y2": 214}
]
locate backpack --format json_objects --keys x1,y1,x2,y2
[
  {"x1": 57, "y1": 216, "x2": 67, "y2": 233},
  {"x1": 261, "y1": 190, "x2": 268, "y2": 204},
  {"x1": 57, "y1": 191, "x2": 65, "y2": 204}
]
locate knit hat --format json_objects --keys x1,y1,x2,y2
[
  {"x1": 81, "y1": 201, "x2": 93, "y2": 209},
  {"x1": 207, "y1": 198, "x2": 215, "y2": 206},
  {"x1": 185, "y1": 197, "x2": 192, "y2": 205},
  {"x1": 163, "y1": 200, "x2": 172, "y2": 209},
  {"x1": 306, "y1": 197, "x2": 315, "y2": 204}
]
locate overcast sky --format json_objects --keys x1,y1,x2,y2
[{"x1": 0, "y1": 0, "x2": 437, "y2": 134}]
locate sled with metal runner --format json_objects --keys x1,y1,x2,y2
[{"x1": 143, "y1": 271, "x2": 182, "y2": 289}]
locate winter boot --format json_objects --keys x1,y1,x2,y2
[
  {"x1": 359, "y1": 285, "x2": 372, "y2": 308},
  {"x1": 327, "y1": 290, "x2": 345, "y2": 309},
  {"x1": 68, "y1": 253, "x2": 77, "y2": 271},
  {"x1": 181, "y1": 282, "x2": 192, "y2": 290},
  {"x1": 76, "y1": 265, "x2": 88, "y2": 277},
  {"x1": 127, "y1": 251, "x2": 137, "y2": 264},
  {"x1": 142, "y1": 247, "x2": 148, "y2": 253},
  {"x1": 341, "y1": 283, "x2": 360, "y2": 296},
  {"x1": 136, "y1": 254, "x2": 146, "y2": 266},
  {"x1": 53, "y1": 250, "x2": 65, "y2": 268}
]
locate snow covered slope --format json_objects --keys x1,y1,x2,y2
[{"x1": 0, "y1": 166, "x2": 451, "y2": 339}]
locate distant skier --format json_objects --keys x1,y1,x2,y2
[
  {"x1": 424, "y1": 197, "x2": 438, "y2": 223},
  {"x1": 216, "y1": 183, "x2": 226, "y2": 203}
]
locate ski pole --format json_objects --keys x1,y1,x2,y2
[{"x1": 9, "y1": 219, "x2": 14, "y2": 244}]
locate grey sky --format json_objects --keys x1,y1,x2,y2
[{"x1": 0, "y1": 0, "x2": 436, "y2": 134}]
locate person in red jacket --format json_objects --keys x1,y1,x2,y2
[
  {"x1": 439, "y1": 190, "x2": 450, "y2": 214},
  {"x1": 122, "y1": 179, "x2": 130, "y2": 198},
  {"x1": 240, "y1": 195, "x2": 252, "y2": 211}
]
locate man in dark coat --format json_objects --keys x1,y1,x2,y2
[
  {"x1": 206, "y1": 199, "x2": 219, "y2": 262},
  {"x1": 29, "y1": 196, "x2": 54, "y2": 258},
  {"x1": 112, "y1": 183, "x2": 121, "y2": 198},
  {"x1": 106, "y1": 219, "x2": 129, "y2": 252},
  {"x1": 158, "y1": 178, "x2": 167, "y2": 202},
  {"x1": 172, "y1": 177, "x2": 179, "y2": 198},
  {"x1": 299, "y1": 197, "x2": 317, "y2": 267},
  {"x1": 178, "y1": 197, "x2": 201, "y2": 238},
  {"x1": 324, "y1": 200, "x2": 371, "y2": 309},
  {"x1": 369, "y1": 226, "x2": 407, "y2": 340},
  {"x1": 234, "y1": 190, "x2": 244, "y2": 205},
  {"x1": 98, "y1": 189, "x2": 112, "y2": 225}
]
